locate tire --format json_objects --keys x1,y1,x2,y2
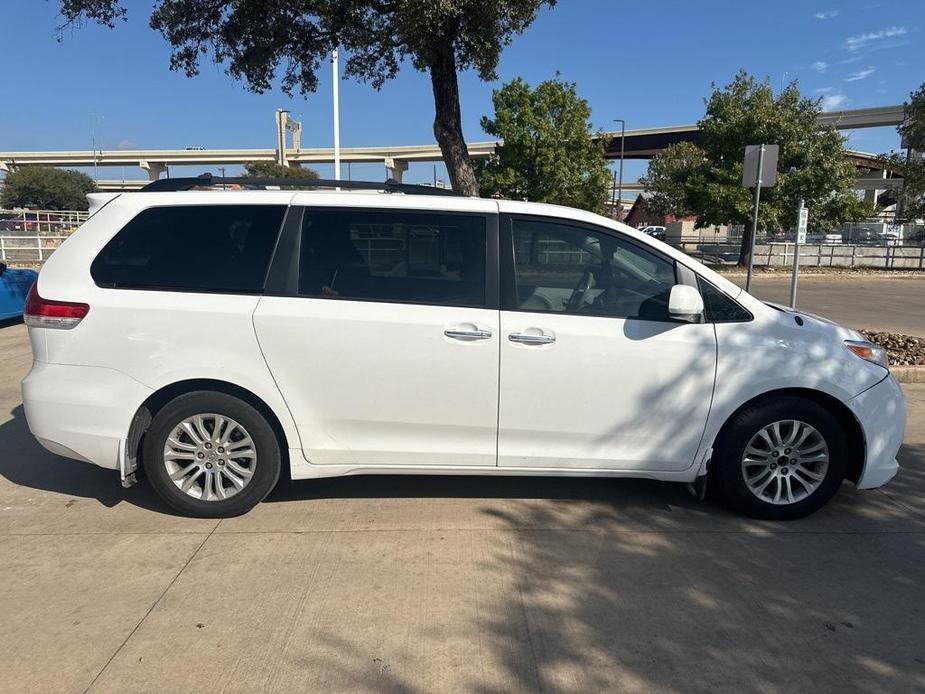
[
  {"x1": 711, "y1": 396, "x2": 847, "y2": 520},
  {"x1": 143, "y1": 391, "x2": 281, "y2": 518}
]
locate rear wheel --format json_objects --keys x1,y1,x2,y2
[
  {"x1": 143, "y1": 391, "x2": 281, "y2": 517},
  {"x1": 712, "y1": 396, "x2": 847, "y2": 520}
]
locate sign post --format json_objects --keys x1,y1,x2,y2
[
  {"x1": 742, "y1": 144, "x2": 779, "y2": 292},
  {"x1": 790, "y1": 199, "x2": 807, "y2": 308}
]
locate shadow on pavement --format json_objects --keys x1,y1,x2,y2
[
  {"x1": 269, "y1": 471, "x2": 714, "y2": 511},
  {"x1": 0, "y1": 316, "x2": 24, "y2": 329},
  {"x1": 467, "y1": 500, "x2": 925, "y2": 692},
  {"x1": 0, "y1": 404, "x2": 173, "y2": 514}
]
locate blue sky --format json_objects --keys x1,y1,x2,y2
[{"x1": 1, "y1": 0, "x2": 922, "y2": 184}]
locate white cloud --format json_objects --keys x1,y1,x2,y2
[
  {"x1": 811, "y1": 61, "x2": 829, "y2": 73},
  {"x1": 814, "y1": 87, "x2": 834, "y2": 93},
  {"x1": 844, "y1": 26, "x2": 908, "y2": 51},
  {"x1": 820, "y1": 92, "x2": 849, "y2": 110},
  {"x1": 814, "y1": 10, "x2": 840, "y2": 19},
  {"x1": 844, "y1": 66, "x2": 876, "y2": 81}
]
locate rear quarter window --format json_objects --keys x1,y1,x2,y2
[{"x1": 91, "y1": 205, "x2": 286, "y2": 293}]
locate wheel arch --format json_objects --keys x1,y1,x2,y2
[
  {"x1": 126, "y1": 379, "x2": 293, "y2": 481},
  {"x1": 710, "y1": 387, "x2": 865, "y2": 484}
]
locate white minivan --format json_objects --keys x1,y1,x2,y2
[{"x1": 21, "y1": 177, "x2": 906, "y2": 519}]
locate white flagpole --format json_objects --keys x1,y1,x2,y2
[{"x1": 332, "y1": 48, "x2": 341, "y2": 183}]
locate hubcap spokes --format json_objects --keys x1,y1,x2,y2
[
  {"x1": 741, "y1": 420, "x2": 829, "y2": 505},
  {"x1": 164, "y1": 413, "x2": 257, "y2": 501}
]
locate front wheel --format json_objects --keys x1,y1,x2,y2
[
  {"x1": 712, "y1": 397, "x2": 847, "y2": 520},
  {"x1": 142, "y1": 391, "x2": 281, "y2": 518}
]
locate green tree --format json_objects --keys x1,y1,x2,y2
[
  {"x1": 57, "y1": 0, "x2": 557, "y2": 196},
  {"x1": 0, "y1": 167, "x2": 97, "y2": 210},
  {"x1": 243, "y1": 161, "x2": 320, "y2": 179},
  {"x1": 476, "y1": 77, "x2": 611, "y2": 214},
  {"x1": 900, "y1": 83, "x2": 925, "y2": 152},
  {"x1": 882, "y1": 83, "x2": 925, "y2": 222},
  {"x1": 642, "y1": 71, "x2": 871, "y2": 264},
  {"x1": 640, "y1": 141, "x2": 704, "y2": 218}
]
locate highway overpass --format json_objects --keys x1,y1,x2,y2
[{"x1": 0, "y1": 104, "x2": 905, "y2": 186}]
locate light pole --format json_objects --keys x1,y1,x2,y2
[
  {"x1": 613, "y1": 119, "x2": 625, "y2": 220},
  {"x1": 611, "y1": 169, "x2": 617, "y2": 217},
  {"x1": 332, "y1": 48, "x2": 341, "y2": 184}
]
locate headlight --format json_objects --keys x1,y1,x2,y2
[{"x1": 844, "y1": 340, "x2": 889, "y2": 369}]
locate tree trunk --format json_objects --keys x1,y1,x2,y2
[
  {"x1": 429, "y1": 45, "x2": 479, "y2": 196},
  {"x1": 737, "y1": 232, "x2": 751, "y2": 267}
]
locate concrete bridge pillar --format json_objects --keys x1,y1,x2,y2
[
  {"x1": 140, "y1": 160, "x2": 167, "y2": 181},
  {"x1": 863, "y1": 169, "x2": 888, "y2": 205},
  {"x1": 384, "y1": 157, "x2": 408, "y2": 183}
]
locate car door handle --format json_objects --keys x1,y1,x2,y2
[
  {"x1": 444, "y1": 328, "x2": 493, "y2": 340},
  {"x1": 508, "y1": 332, "x2": 556, "y2": 345}
]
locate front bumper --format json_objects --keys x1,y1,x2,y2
[
  {"x1": 21, "y1": 361, "x2": 152, "y2": 470},
  {"x1": 848, "y1": 373, "x2": 906, "y2": 490}
]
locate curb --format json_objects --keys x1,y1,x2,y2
[{"x1": 892, "y1": 366, "x2": 925, "y2": 384}]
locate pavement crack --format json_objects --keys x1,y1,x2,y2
[{"x1": 81, "y1": 518, "x2": 222, "y2": 693}]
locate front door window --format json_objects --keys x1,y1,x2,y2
[{"x1": 510, "y1": 219, "x2": 676, "y2": 320}]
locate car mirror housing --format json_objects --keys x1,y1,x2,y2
[{"x1": 668, "y1": 284, "x2": 704, "y2": 322}]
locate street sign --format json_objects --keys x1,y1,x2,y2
[
  {"x1": 796, "y1": 207, "x2": 809, "y2": 244},
  {"x1": 742, "y1": 144, "x2": 779, "y2": 293},
  {"x1": 741, "y1": 144, "x2": 779, "y2": 187}
]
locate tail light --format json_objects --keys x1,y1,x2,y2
[{"x1": 23, "y1": 284, "x2": 90, "y2": 330}]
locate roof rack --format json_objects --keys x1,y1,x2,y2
[{"x1": 140, "y1": 173, "x2": 458, "y2": 196}]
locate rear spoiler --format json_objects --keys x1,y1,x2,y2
[{"x1": 87, "y1": 193, "x2": 120, "y2": 216}]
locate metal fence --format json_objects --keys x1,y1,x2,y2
[
  {"x1": 0, "y1": 208, "x2": 88, "y2": 235},
  {"x1": 668, "y1": 238, "x2": 925, "y2": 269},
  {"x1": 0, "y1": 235, "x2": 69, "y2": 263}
]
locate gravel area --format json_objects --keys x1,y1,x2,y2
[{"x1": 861, "y1": 330, "x2": 925, "y2": 366}]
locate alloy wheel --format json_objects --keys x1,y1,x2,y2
[
  {"x1": 740, "y1": 420, "x2": 830, "y2": 505},
  {"x1": 163, "y1": 413, "x2": 257, "y2": 501}
]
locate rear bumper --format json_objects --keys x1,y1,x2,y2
[
  {"x1": 848, "y1": 373, "x2": 906, "y2": 490},
  {"x1": 21, "y1": 361, "x2": 152, "y2": 470}
]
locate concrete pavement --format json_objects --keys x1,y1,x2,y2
[{"x1": 1, "y1": 317, "x2": 923, "y2": 693}]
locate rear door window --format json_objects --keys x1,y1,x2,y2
[
  {"x1": 298, "y1": 208, "x2": 487, "y2": 308},
  {"x1": 91, "y1": 205, "x2": 286, "y2": 293}
]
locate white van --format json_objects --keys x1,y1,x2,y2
[{"x1": 21, "y1": 177, "x2": 905, "y2": 519}]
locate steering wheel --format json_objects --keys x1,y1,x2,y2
[{"x1": 566, "y1": 267, "x2": 594, "y2": 312}]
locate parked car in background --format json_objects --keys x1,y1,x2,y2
[
  {"x1": 823, "y1": 234, "x2": 843, "y2": 244},
  {"x1": 640, "y1": 225, "x2": 666, "y2": 241},
  {"x1": 0, "y1": 262, "x2": 39, "y2": 321},
  {"x1": 21, "y1": 179, "x2": 905, "y2": 520}
]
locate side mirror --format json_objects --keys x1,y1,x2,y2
[{"x1": 668, "y1": 284, "x2": 704, "y2": 323}]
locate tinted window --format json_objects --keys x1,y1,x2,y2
[
  {"x1": 92, "y1": 205, "x2": 285, "y2": 292},
  {"x1": 298, "y1": 209, "x2": 486, "y2": 307},
  {"x1": 510, "y1": 219, "x2": 676, "y2": 320},
  {"x1": 697, "y1": 277, "x2": 752, "y2": 322}
]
